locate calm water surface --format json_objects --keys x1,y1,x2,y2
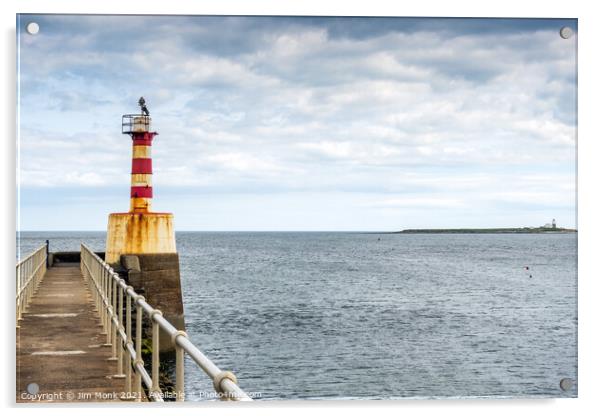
[{"x1": 18, "y1": 231, "x2": 577, "y2": 399}]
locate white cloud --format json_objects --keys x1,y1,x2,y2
[
  {"x1": 206, "y1": 152, "x2": 287, "y2": 173},
  {"x1": 363, "y1": 197, "x2": 466, "y2": 209},
  {"x1": 17, "y1": 16, "x2": 577, "y2": 229}
]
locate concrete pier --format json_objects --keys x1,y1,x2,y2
[
  {"x1": 16, "y1": 247, "x2": 252, "y2": 402},
  {"x1": 16, "y1": 264, "x2": 136, "y2": 403},
  {"x1": 120, "y1": 252, "x2": 185, "y2": 351}
]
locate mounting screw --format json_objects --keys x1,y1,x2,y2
[
  {"x1": 26, "y1": 22, "x2": 40, "y2": 35},
  {"x1": 559, "y1": 377, "x2": 574, "y2": 391},
  {"x1": 559, "y1": 27, "x2": 573, "y2": 39},
  {"x1": 26, "y1": 382, "x2": 39, "y2": 395}
]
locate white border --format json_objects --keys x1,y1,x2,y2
[{"x1": 2, "y1": 1, "x2": 600, "y2": 415}]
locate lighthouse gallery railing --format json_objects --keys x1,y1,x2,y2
[
  {"x1": 80, "y1": 244, "x2": 252, "y2": 402},
  {"x1": 16, "y1": 244, "x2": 47, "y2": 325}
]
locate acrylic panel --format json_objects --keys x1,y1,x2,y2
[{"x1": 16, "y1": 14, "x2": 577, "y2": 402}]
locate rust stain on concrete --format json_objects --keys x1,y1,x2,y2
[{"x1": 106, "y1": 212, "x2": 176, "y2": 264}]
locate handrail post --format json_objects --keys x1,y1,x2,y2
[
  {"x1": 16, "y1": 265, "x2": 20, "y2": 324},
  {"x1": 176, "y1": 345, "x2": 185, "y2": 402},
  {"x1": 125, "y1": 288, "x2": 133, "y2": 393},
  {"x1": 24, "y1": 261, "x2": 29, "y2": 312},
  {"x1": 16, "y1": 264, "x2": 21, "y2": 325},
  {"x1": 45, "y1": 239, "x2": 49, "y2": 268},
  {"x1": 100, "y1": 265, "x2": 105, "y2": 329},
  {"x1": 114, "y1": 283, "x2": 125, "y2": 379},
  {"x1": 105, "y1": 268, "x2": 110, "y2": 338},
  {"x1": 93, "y1": 262, "x2": 98, "y2": 312},
  {"x1": 109, "y1": 276, "x2": 118, "y2": 360},
  {"x1": 100, "y1": 266, "x2": 107, "y2": 334},
  {"x1": 172, "y1": 330, "x2": 188, "y2": 402},
  {"x1": 103, "y1": 267, "x2": 112, "y2": 346},
  {"x1": 96, "y1": 262, "x2": 100, "y2": 306},
  {"x1": 106, "y1": 267, "x2": 111, "y2": 339},
  {"x1": 135, "y1": 296, "x2": 144, "y2": 402},
  {"x1": 16, "y1": 262, "x2": 22, "y2": 323},
  {"x1": 151, "y1": 310, "x2": 162, "y2": 399}
]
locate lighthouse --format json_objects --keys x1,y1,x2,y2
[
  {"x1": 105, "y1": 98, "x2": 185, "y2": 348},
  {"x1": 106, "y1": 98, "x2": 176, "y2": 262}
]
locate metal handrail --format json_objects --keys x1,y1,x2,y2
[
  {"x1": 16, "y1": 245, "x2": 47, "y2": 325},
  {"x1": 80, "y1": 244, "x2": 252, "y2": 402}
]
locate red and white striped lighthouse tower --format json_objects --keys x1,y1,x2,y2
[
  {"x1": 128, "y1": 98, "x2": 156, "y2": 212},
  {"x1": 105, "y1": 98, "x2": 177, "y2": 264}
]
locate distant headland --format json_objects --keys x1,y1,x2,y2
[
  {"x1": 396, "y1": 219, "x2": 577, "y2": 234},
  {"x1": 396, "y1": 227, "x2": 576, "y2": 234}
]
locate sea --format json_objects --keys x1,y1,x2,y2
[{"x1": 17, "y1": 231, "x2": 578, "y2": 400}]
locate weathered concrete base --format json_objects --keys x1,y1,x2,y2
[
  {"x1": 106, "y1": 212, "x2": 176, "y2": 264},
  {"x1": 120, "y1": 253, "x2": 185, "y2": 352}
]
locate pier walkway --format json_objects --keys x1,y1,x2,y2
[
  {"x1": 17, "y1": 263, "x2": 131, "y2": 402},
  {"x1": 16, "y1": 244, "x2": 252, "y2": 403}
]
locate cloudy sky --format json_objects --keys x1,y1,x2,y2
[{"x1": 17, "y1": 15, "x2": 577, "y2": 231}]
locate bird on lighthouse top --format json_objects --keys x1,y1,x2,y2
[{"x1": 138, "y1": 96, "x2": 150, "y2": 116}]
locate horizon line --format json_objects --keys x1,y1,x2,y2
[{"x1": 16, "y1": 227, "x2": 578, "y2": 233}]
